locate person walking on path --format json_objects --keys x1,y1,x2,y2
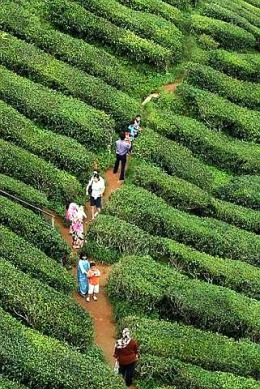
[
  {"x1": 77, "y1": 252, "x2": 90, "y2": 298},
  {"x1": 86, "y1": 262, "x2": 101, "y2": 302},
  {"x1": 86, "y1": 172, "x2": 105, "y2": 220},
  {"x1": 113, "y1": 133, "x2": 131, "y2": 181},
  {"x1": 114, "y1": 328, "x2": 139, "y2": 387}
]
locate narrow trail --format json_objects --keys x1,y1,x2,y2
[{"x1": 54, "y1": 79, "x2": 181, "y2": 384}]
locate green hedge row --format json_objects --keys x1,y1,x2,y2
[
  {"x1": 176, "y1": 83, "x2": 260, "y2": 143},
  {"x1": 0, "y1": 139, "x2": 83, "y2": 208},
  {"x1": 0, "y1": 257, "x2": 93, "y2": 351},
  {"x1": 213, "y1": 0, "x2": 260, "y2": 28},
  {"x1": 47, "y1": 0, "x2": 172, "y2": 68},
  {"x1": 104, "y1": 185, "x2": 260, "y2": 265},
  {"x1": 0, "y1": 32, "x2": 139, "y2": 128},
  {"x1": 215, "y1": 175, "x2": 260, "y2": 210},
  {"x1": 108, "y1": 255, "x2": 260, "y2": 340},
  {"x1": 191, "y1": 14, "x2": 256, "y2": 49},
  {"x1": 138, "y1": 355, "x2": 260, "y2": 389},
  {"x1": 124, "y1": 316, "x2": 260, "y2": 379},
  {"x1": 0, "y1": 64, "x2": 114, "y2": 151},
  {"x1": 0, "y1": 196, "x2": 70, "y2": 261},
  {"x1": 0, "y1": 375, "x2": 27, "y2": 389},
  {"x1": 163, "y1": 0, "x2": 192, "y2": 9},
  {"x1": 0, "y1": 225, "x2": 75, "y2": 293},
  {"x1": 0, "y1": 173, "x2": 49, "y2": 210},
  {"x1": 127, "y1": 160, "x2": 260, "y2": 233},
  {"x1": 117, "y1": 0, "x2": 183, "y2": 27},
  {"x1": 185, "y1": 62, "x2": 260, "y2": 110},
  {"x1": 133, "y1": 129, "x2": 217, "y2": 190},
  {"x1": 0, "y1": 307, "x2": 125, "y2": 389},
  {"x1": 0, "y1": 100, "x2": 94, "y2": 184},
  {"x1": 201, "y1": 3, "x2": 260, "y2": 41},
  {"x1": 77, "y1": 0, "x2": 183, "y2": 55},
  {"x1": 88, "y1": 215, "x2": 260, "y2": 299},
  {"x1": 208, "y1": 49, "x2": 260, "y2": 81},
  {"x1": 0, "y1": 2, "x2": 140, "y2": 92},
  {"x1": 147, "y1": 109, "x2": 260, "y2": 175}
]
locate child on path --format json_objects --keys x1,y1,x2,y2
[{"x1": 86, "y1": 262, "x2": 101, "y2": 302}]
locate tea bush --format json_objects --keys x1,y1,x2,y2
[
  {"x1": 0, "y1": 225, "x2": 75, "y2": 293},
  {"x1": 0, "y1": 258, "x2": 93, "y2": 351}
]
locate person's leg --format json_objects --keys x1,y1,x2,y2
[
  {"x1": 125, "y1": 362, "x2": 136, "y2": 387},
  {"x1": 119, "y1": 364, "x2": 127, "y2": 380},
  {"x1": 93, "y1": 284, "x2": 99, "y2": 301},
  {"x1": 90, "y1": 197, "x2": 96, "y2": 220},
  {"x1": 95, "y1": 197, "x2": 102, "y2": 217},
  {"x1": 119, "y1": 154, "x2": 127, "y2": 181},
  {"x1": 113, "y1": 154, "x2": 120, "y2": 174},
  {"x1": 86, "y1": 283, "x2": 94, "y2": 302}
]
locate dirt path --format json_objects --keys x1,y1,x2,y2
[{"x1": 54, "y1": 78, "x2": 182, "y2": 385}]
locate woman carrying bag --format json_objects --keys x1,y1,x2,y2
[{"x1": 86, "y1": 171, "x2": 105, "y2": 220}]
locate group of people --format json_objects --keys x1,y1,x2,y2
[
  {"x1": 113, "y1": 115, "x2": 141, "y2": 181},
  {"x1": 77, "y1": 252, "x2": 101, "y2": 302}
]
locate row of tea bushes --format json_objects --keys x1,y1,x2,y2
[
  {"x1": 0, "y1": 196, "x2": 70, "y2": 260},
  {"x1": 133, "y1": 129, "x2": 218, "y2": 190},
  {"x1": 0, "y1": 257, "x2": 92, "y2": 351},
  {"x1": 77, "y1": 0, "x2": 183, "y2": 54},
  {"x1": 104, "y1": 185, "x2": 260, "y2": 265},
  {"x1": 87, "y1": 215, "x2": 260, "y2": 299},
  {"x1": 123, "y1": 316, "x2": 260, "y2": 379},
  {"x1": 0, "y1": 225, "x2": 75, "y2": 293},
  {"x1": 0, "y1": 32, "x2": 139, "y2": 127},
  {"x1": 137, "y1": 355, "x2": 260, "y2": 389},
  {"x1": 0, "y1": 375, "x2": 27, "y2": 389},
  {"x1": 212, "y1": 0, "x2": 260, "y2": 28},
  {"x1": 176, "y1": 83, "x2": 260, "y2": 142},
  {"x1": 0, "y1": 65, "x2": 114, "y2": 151},
  {"x1": 47, "y1": 0, "x2": 172, "y2": 68},
  {"x1": 117, "y1": 0, "x2": 183, "y2": 27},
  {"x1": 207, "y1": 49, "x2": 260, "y2": 81},
  {"x1": 147, "y1": 110, "x2": 260, "y2": 174},
  {"x1": 190, "y1": 14, "x2": 256, "y2": 49},
  {"x1": 0, "y1": 2, "x2": 140, "y2": 92},
  {"x1": 185, "y1": 62, "x2": 260, "y2": 110},
  {"x1": 127, "y1": 160, "x2": 260, "y2": 233},
  {"x1": 0, "y1": 100, "x2": 95, "y2": 184},
  {"x1": 215, "y1": 175, "x2": 260, "y2": 209},
  {"x1": 200, "y1": 3, "x2": 260, "y2": 41},
  {"x1": 0, "y1": 173, "x2": 49, "y2": 210},
  {"x1": 108, "y1": 255, "x2": 260, "y2": 340},
  {"x1": 0, "y1": 139, "x2": 83, "y2": 208},
  {"x1": 0, "y1": 307, "x2": 125, "y2": 389}
]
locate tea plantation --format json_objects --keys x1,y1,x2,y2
[{"x1": 0, "y1": 0, "x2": 259, "y2": 387}]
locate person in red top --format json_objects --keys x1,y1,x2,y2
[
  {"x1": 86, "y1": 262, "x2": 100, "y2": 302},
  {"x1": 114, "y1": 328, "x2": 139, "y2": 387}
]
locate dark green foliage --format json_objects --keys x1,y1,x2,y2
[
  {"x1": 133, "y1": 129, "x2": 216, "y2": 190},
  {"x1": 0, "y1": 32, "x2": 139, "y2": 128},
  {"x1": 147, "y1": 110, "x2": 260, "y2": 174},
  {"x1": 127, "y1": 160, "x2": 260, "y2": 233},
  {"x1": 77, "y1": 0, "x2": 184, "y2": 55},
  {"x1": 0, "y1": 307, "x2": 125, "y2": 388},
  {"x1": 0, "y1": 139, "x2": 83, "y2": 208},
  {"x1": 0, "y1": 375, "x2": 27, "y2": 389},
  {"x1": 104, "y1": 185, "x2": 260, "y2": 265},
  {"x1": 0, "y1": 174, "x2": 49, "y2": 210},
  {"x1": 185, "y1": 62, "x2": 260, "y2": 110},
  {"x1": 176, "y1": 83, "x2": 260, "y2": 142},
  {"x1": 0, "y1": 225, "x2": 75, "y2": 293},
  {"x1": 208, "y1": 49, "x2": 260, "y2": 81},
  {"x1": 0, "y1": 196, "x2": 70, "y2": 260},
  {"x1": 0, "y1": 64, "x2": 114, "y2": 151},
  {"x1": 108, "y1": 255, "x2": 260, "y2": 340},
  {"x1": 191, "y1": 14, "x2": 256, "y2": 49},
  {"x1": 88, "y1": 215, "x2": 260, "y2": 299},
  {"x1": 215, "y1": 175, "x2": 260, "y2": 209},
  {"x1": 124, "y1": 316, "x2": 260, "y2": 380},
  {"x1": 47, "y1": 0, "x2": 172, "y2": 68},
  {"x1": 0, "y1": 258, "x2": 93, "y2": 351}
]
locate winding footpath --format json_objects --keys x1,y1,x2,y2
[{"x1": 55, "y1": 80, "x2": 181, "y2": 385}]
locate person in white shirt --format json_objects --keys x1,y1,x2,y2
[{"x1": 86, "y1": 172, "x2": 105, "y2": 220}]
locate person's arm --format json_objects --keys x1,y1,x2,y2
[
  {"x1": 95, "y1": 269, "x2": 101, "y2": 277},
  {"x1": 100, "y1": 178, "x2": 105, "y2": 195},
  {"x1": 113, "y1": 347, "x2": 119, "y2": 359}
]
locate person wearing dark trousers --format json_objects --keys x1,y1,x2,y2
[
  {"x1": 113, "y1": 132, "x2": 131, "y2": 181},
  {"x1": 114, "y1": 328, "x2": 139, "y2": 387}
]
